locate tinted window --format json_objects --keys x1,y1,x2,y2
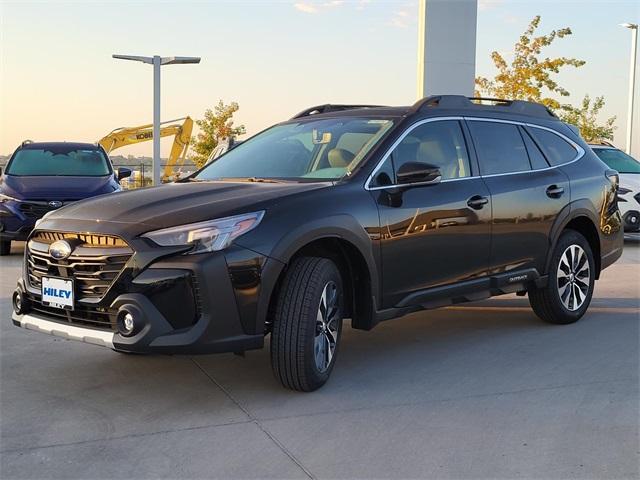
[
  {"x1": 528, "y1": 128, "x2": 577, "y2": 166},
  {"x1": 468, "y1": 121, "x2": 530, "y2": 175},
  {"x1": 390, "y1": 120, "x2": 471, "y2": 181},
  {"x1": 520, "y1": 127, "x2": 549, "y2": 169},
  {"x1": 593, "y1": 148, "x2": 640, "y2": 174},
  {"x1": 196, "y1": 118, "x2": 394, "y2": 181},
  {"x1": 6, "y1": 148, "x2": 111, "y2": 176}
]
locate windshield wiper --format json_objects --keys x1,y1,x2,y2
[
  {"x1": 186, "y1": 177, "x2": 290, "y2": 183},
  {"x1": 243, "y1": 177, "x2": 286, "y2": 183}
]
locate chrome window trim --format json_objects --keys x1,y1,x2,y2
[
  {"x1": 364, "y1": 115, "x2": 585, "y2": 190},
  {"x1": 464, "y1": 117, "x2": 585, "y2": 177},
  {"x1": 364, "y1": 116, "x2": 469, "y2": 191}
]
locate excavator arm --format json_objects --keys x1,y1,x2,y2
[{"x1": 98, "y1": 117, "x2": 194, "y2": 182}]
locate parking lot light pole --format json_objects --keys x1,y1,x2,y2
[
  {"x1": 112, "y1": 54, "x2": 201, "y2": 185},
  {"x1": 620, "y1": 23, "x2": 638, "y2": 155}
]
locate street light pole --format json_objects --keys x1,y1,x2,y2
[
  {"x1": 621, "y1": 23, "x2": 638, "y2": 155},
  {"x1": 153, "y1": 56, "x2": 161, "y2": 186},
  {"x1": 112, "y1": 54, "x2": 201, "y2": 185}
]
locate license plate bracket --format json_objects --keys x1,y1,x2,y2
[{"x1": 41, "y1": 276, "x2": 74, "y2": 311}]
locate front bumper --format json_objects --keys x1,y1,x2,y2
[
  {"x1": 12, "y1": 311, "x2": 115, "y2": 348},
  {"x1": 13, "y1": 238, "x2": 284, "y2": 355}
]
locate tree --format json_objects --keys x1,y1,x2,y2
[
  {"x1": 475, "y1": 16, "x2": 585, "y2": 109},
  {"x1": 190, "y1": 100, "x2": 246, "y2": 168},
  {"x1": 558, "y1": 95, "x2": 616, "y2": 142}
]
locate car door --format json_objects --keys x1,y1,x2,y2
[
  {"x1": 368, "y1": 118, "x2": 492, "y2": 307},
  {"x1": 466, "y1": 119, "x2": 572, "y2": 276}
]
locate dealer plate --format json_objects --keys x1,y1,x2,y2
[{"x1": 41, "y1": 276, "x2": 74, "y2": 311}]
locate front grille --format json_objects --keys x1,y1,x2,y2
[
  {"x1": 635, "y1": 192, "x2": 640, "y2": 206},
  {"x1": 31, "y1": 231, "x2": 128, "y2": 248},
  {"x1": 19, "y1": 202, "x2": 63, "y2": 219},
  {"x1": 27, "y1": 231, "x2": 132, "y2": 301},
  {"x1": 31, "y1": 301, "x2": 117, "y2": 331}
]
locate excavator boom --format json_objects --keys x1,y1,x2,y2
[{"x1": 98, "y1": 117, "x2": 194, "y2": 181}]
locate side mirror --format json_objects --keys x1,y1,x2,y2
[
  {"x1": 117, "y1": 167, "x2": 132, "y2": 181},
  {"x1": 396, "y1": 162, "x2": 441, "y2": 186}
]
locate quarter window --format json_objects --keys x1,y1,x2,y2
[
  {"x1": 468, "y1": 121, "x2": 531, "y2": 175},
  {"x1": 520, "y1": 127, "x2": 550, "y2": 170},
  {"x1": 528, "y1": 127, "x2": 578, "y2": 166}
]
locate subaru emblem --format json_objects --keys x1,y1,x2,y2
[
  {"x1": 49, "y1": 240, "x2": 72, "y2": 260},
  {"x1": 48, "y1": 200, "x2": 63, "y2": 208}
]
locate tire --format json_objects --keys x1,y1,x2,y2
[
  {"x1": 0, "y1": 240, "x2": 11, "y2": 256},
  {"x1": 270, "y1": 257, "x2": 344, "y2": 392},
  {"x1": 529, "y1": 229, "x2": 595, "y2": 325}
]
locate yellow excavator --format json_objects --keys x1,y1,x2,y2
[{"x1": 98, "y1": 117, "x2": 194, "y2": 182}]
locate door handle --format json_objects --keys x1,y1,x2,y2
[
  {"x1": 546, "y1": 185, "x2": 565, "y2": 198},
  {"x1": 467, "y1": 195, "x2": 489, "y2": 210}
]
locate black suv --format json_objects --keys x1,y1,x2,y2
[{"x1": 11, "y1": 96, "x2": 623, "y2": 391}]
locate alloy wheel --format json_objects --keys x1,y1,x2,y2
[
  {"x1": 556, "y1": 244, "x2": 591, "y2": 311},
  {"x1": 314, "y1": 281, "x2": 340, "y2": 373}
]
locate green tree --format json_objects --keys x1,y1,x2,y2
[
  {"x1": 558, "y1": 95, "x2": 616, "y2": 142},
  {"x1": 475, "y1": 15, "x2": 585, "y2": 109},
  {"x1": 190, "y1": 100, "x2": 246, "y2": 168}
]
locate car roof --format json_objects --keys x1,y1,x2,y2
[
  {"x1": 588, "y1": 144, "x2": 616, "y2": 150},
  {"x1": 288, "y1": 96, "x2": 560, "y2": 126},
  {"x1": 18, "y1": 141, "x2": 100, "y2": 151}
]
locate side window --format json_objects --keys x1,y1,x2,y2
[
  {"x1": 371, "y1": 155, "x2": 395, "y2": 187},
  {"x1": 528, "y1": 127, "x2": 578, "y2": 166},
  {"x1": 468, "y1": 121, "x2": 531, "y2": 175},
  {"x1": 392, "y1": 120, "x2": 471, "y2": 181},
  {"x1": 519, "y1": 126, "x2": 550, "y2": 169}
]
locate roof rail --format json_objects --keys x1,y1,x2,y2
[
  {"x1": 291, "y1": 104, "x2": 383, "y2": 120},
  {"x1": 588, "y1": 139, "x2": 616, "y2": 147},
  {"x1": 410, "y1": 95, "x2": 557, "y2": 119},
  {"x1": 21, "y1": 139, "x2": 34, "y2": 147}
]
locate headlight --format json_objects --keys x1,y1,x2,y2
[
  {"x1": 142, "y1": 211, "x2": 265, "y2": 254},
  {"x1": 617, "y1": 187, "x2": 632, "y2": 195},
  {"x1": 0, "y1": 193, "x2": 20, "y2": 203}
]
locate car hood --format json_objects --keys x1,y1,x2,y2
[
  {"x1": 38, "y1": 180, "x2": 330, "y2": 237},
  {"x1": 1, "y1": 174, "x2": 115, "y2": 200},
  {"x1": 619, "y1": 173, "x2": 640, "y2": 192}
]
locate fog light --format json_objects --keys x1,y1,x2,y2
[
  {"x1": 123, "y1": 313, "x2": 134, "y2": 333},
  {"x1": 117, "y1": 307, "x2": 142, "y2": 337},
  {"x1": 12, "y1": 289, "x2": 29, "y2": 315}
]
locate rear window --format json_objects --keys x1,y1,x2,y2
[
  {"x1": 528, "y1": 128, "x2": 578, "y2": 166},
  {"x1": 6, "y1": 147, "x2": 111, "y2": 177},
  {"x1": 468, "y1": 121, "x2": 530, "y2": 175}
]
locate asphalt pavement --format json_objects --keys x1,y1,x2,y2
[{"x1": 1, "y1": 238, "x2": 638, "y2": 479}]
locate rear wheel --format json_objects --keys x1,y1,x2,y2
[
  {"x1": 270, "y1": 257, "x2": 343, "y2": 392},
  {"x1": 0, "y1": 240, "x2": 11, "y2": 256},
  {"x1": 529, "y1": 230, "x2": 595, "y2": 325}
]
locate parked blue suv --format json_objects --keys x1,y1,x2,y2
[{"x1": 0, "y1": 141, "x2": 131, "y2": 255}]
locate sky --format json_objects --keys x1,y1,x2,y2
[{"x1": 1, "y1": 0, "x2": 639, "y2": 157}]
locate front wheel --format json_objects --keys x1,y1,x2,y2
[
  {"x1": 529, "y1": 230, "x2": 595, "y2": 325},
  {"x1": 270, "y1": 257, "x2": 343, "y2": 392}
]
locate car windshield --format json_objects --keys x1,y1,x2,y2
[
  {"x1": 6, "y1": 147, "x2": 111, "y2": 177},
  {"x1": 593, "y1": 148, "x2": 640, "y2": 174},
  {"x1": 194, "y1": 117, "x2": 395, "y2": 181}
]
